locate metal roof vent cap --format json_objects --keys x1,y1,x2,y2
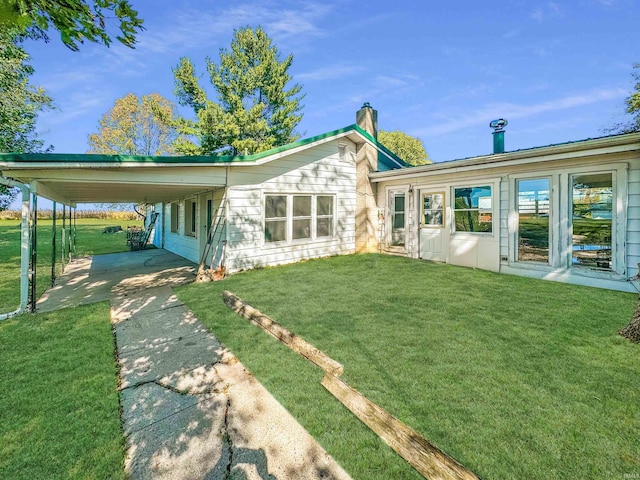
[{"x1": 490, "y1": 118, "x2": 508, "y2": 154}]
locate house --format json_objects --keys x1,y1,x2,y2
[{"x1": 1, "y1": 104, "x2": 639, "y2": 295}]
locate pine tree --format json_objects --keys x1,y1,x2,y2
[{"x1": 173, "y1": 26, "x2": 304, "y2": 156}]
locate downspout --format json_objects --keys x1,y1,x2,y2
[{"x1": 0, "y1": 178, "x2": 30, "y2": 320}]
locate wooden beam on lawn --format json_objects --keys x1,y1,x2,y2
[
  {"x1": 321, "y1": 373, "x2": 481, "y2": 480},
  {"x1": 222, "y1": 291, "x2": 344, "y2": 376}
]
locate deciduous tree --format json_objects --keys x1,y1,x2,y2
[
  {"x1": 87, "y1": 92, "x2": 179, "y2": 155},
  {"x1": 378, "y1": 130, "x2": 431, "y2": 166},
  {"x1": 0, "y1": 0, "x2": 144, "y2": 51},
  {"x1": 606, "y1": 63, "x2": 640, "y2": 134},
  {"x1": 0, "y1": 28, "x2": 53, "y2": 209},
  {"x1": 173, "y1": 25, "x2": 304, "y2": 156}
]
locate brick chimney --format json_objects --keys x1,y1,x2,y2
[{"x1": 355, "y1": 103, "x2": 379, "y2": 253}]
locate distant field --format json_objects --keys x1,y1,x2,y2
[{"x1": 0, "y1": 218, "x2": 142, "y2": 313}]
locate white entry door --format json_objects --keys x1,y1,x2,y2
[{"x1": 419, "y1": 191, "x2": 448, "y2": 262}]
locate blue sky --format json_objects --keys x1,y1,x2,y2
[{"x1": 24, "y1": 0, "x2": 639, "y2": 163}]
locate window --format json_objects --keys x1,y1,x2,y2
[
  {"x1": 265, "y1": 195, "x2": 287, "y2": 242},
  {"x1": 170, "y1": 203, "x2": 179, "y2": 233},
  {"x1": 422, "y1": 192, "x2": 444, "y2": 227},
  {"x1": 265, "y1": 194, "x2": 335, "y2": 243},
  {"x1": 453, "y1": 186, "x2": 492, "y2": 233},
  {"x1": 517, "y1": 178, "x2": 550, "y2": 263},
  {"x1": 571, "y1": 173, "x2": 613, "y2": 271},
  {"x1": 338, "y1": 143, "x2": 347, "y2": 162},
  {"x1": 292, "y1": 195, "x2": 312, "y2": 240},
  {"x1": 185, "y1": 200, "x2": 196, "y2": 237},
  {"x1": 316, "y1": 196, "x2": 334, "y2": 238}
]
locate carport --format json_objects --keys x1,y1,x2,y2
[{"x1": 0, "y1": 152, "x2": 231, "y2": 317}]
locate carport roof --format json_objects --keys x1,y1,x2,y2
[
  {"x1": 0, "y1": 124, "x2": 407, "y2": 206},
  {"x1": 0, "y1": 124, "x2": 407, "y2": 168}
]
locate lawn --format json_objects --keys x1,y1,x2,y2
[
  {"x1": 0, "y1": 303, "x2": 125, "y2": 479},
  {"x1": 0, "y1": 218, "x2": 141, "y2": 313},
  {"x1": 176, "y1": 254, "x2": 640, "y2": 480},
  {"x1": 0, "y1": 217, "x2": 140, "y2": 479}
]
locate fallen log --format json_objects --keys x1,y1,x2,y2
[
  {"x1": 322, "y1": 373, "x2": 480, "y2": 480},
  {"x1": 222, "y1": 291, "x2": 344, "y2": 376}
]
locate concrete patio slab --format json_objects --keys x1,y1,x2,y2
[
  {"x1": 111, "y1": 286, "x2": 184, "y2": 323},
  {"x1": 37, "y1": 249, "x2": 197, "y2": 313},
  {"x1": 113, "y1": 305, "x2": 209, "y2": 354},
  {"x1": 118, "y1": 332, "x2": 225, "y2": 390},
  {"x1": 121, "y1": 384, "x2": 228, "y2": 480}
]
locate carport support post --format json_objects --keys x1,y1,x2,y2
[
  {"x1": 28, "y1": 193, "x2": 37, "y2": 312},
  {"x1": 61, "y1": 205, "x2": 66, "y2": 271},
  {"x1": 51, "y1": 201, "x2": 57, "y2": 286},
  {"x1": 72, "y1": 207, "x2": 77, "y2": 257}
]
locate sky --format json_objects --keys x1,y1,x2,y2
[{"x1": 18, "y1": 1, "x2": 640, "y2": 165}]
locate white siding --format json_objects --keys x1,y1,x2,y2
[
  {"x1": 162, "y1": 199, "x2": 200, "y2": 263},
  {"x1": 627, "y1": 163, "x2": 640, "y2": 279},
  {"x1": 225, "y1": 140, "x2": 357, "y2": 272},
  {"x1": 499, "y1": 176, "x2": 509, "y2": 262}
]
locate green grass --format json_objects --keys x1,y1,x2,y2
[
  {"x1": 0, "y1": 217, "x2": 140, "y2": 479},
  {"x1": 0, "y1": 303, "x2": 125, "y2": 479},
  {"x1": 176, "y1": 254, "x2": 640, "y2": 480},
  {"x1": 0, "y1": 218, "x2": 141, "y2": 312}
]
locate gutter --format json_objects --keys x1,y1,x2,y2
[{"x1": 0, "y1": 177, "x2": 30, "y2": 320}]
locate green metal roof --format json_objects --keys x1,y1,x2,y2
[{"x1": 0, "y1": 124, "x2": 409, "y2": 170}]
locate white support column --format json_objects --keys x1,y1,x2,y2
[{"x1": 0, "y1": 178, "x2": 30, "y2": 320}]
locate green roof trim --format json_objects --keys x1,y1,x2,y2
[{"x1": 0, "y1": 124, "x2": 408, "y2": 170}]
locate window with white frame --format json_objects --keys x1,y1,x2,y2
[
  {"x1": 185, "y1": 199, "x2": 197, "y2": 237},
  {"x1": 316, "y1": 196, "x2": 334, "y2": 237},
  {"x1": 453, "y1": 185, "x2": 492, "y2": 233},
  {"x1": 265, "y1": 194, "x2": 335, "y2": 243},
  {"x1": 571, "y1": 172, "x2": 613, "y2": 271},
  {"x1": 292, "y1": 195, "x2": 312, "y2": 240},
  {"x1": 265, "y1": 195, "x2": 287, "y2": 242},
  {"x1": 511, "y1": 168, "x2": 623, "y2": 274},
  {"x1": 517, "y1": 178, "x2": 550, "y2": 263},
  {"x1": 170, "y1": 203, "x2": 179, "y2": 233}
]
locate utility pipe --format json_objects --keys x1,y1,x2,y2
[{"x1": 0, "y1": 178, "x2": 30, "y2": 320}]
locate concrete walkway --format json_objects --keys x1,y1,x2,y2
[{"x1": 39, "y1": 249, "x2": 352, "y2": 480}]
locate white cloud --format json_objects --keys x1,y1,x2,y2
[
  {"x1": 531, "y1": 2, "x2": 564, "y2": 22},
  {"x1": 414, "y1": 88, "x2": 628, "y2": 137},
  {"x1": 531, "y1": 8, "x2": 544, "y2": 21},
  {"x1": 297, "y1": 65, "x2": 365, "y2": 81},
  {"x1": 131, "y1": 1, "x2": 331, "y2": 57}
]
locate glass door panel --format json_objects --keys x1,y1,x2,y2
[
  {"x1": 517, "y1": 178, "x2": 550, "y2": 263},
  {"x1": 390, "y1": 192, "x2": 405, "y2": 247},
  {"x1": 571, "y1": 173, "x2": 613, "y2": 271}
]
